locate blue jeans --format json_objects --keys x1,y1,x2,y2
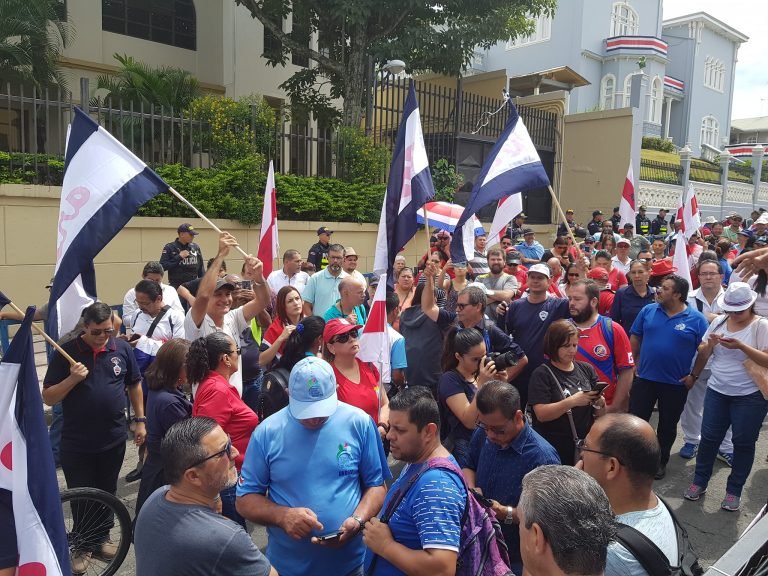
[
  {"x1": 220, "y1": 484, "x2": 246, "y2": 529},
  {"x1": 694, "y1": 388, "x2": 768, "y2": 497},
  {"x1": 49, "y1": 402, "x2": 63, "y2": 464}
]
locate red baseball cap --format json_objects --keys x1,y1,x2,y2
[
  {"x1": 587, "y1": 267, "x2": 609, "y2": 282},
  {"x1": 651, "y1": 259, "x2": 677, "y2": 277},
  {"x1": 323, "y1": 318, "x2": 363, "y2": 343}
]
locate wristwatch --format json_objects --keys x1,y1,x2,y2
[
  {"x1": 132, "y1": 416, "x2": 147, "y2": 423},
  {"x1": 504, "y1": 506, "x2": 515, "y2": 525}
]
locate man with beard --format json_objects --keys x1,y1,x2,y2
[
  {"x1": 303, "y1": 244, "x2": 349, "y2": 317},
  {"x1": 476, "y1": 248, "x2": 518, "y2": 321},
  {"x1": 567, "y1": 280, "x2": 634, "y2": 412},
  {"x1": 135, "y1": 417, "x2": 275, "y2": 576}
]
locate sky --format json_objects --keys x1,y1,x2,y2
[{"x1": 663, "y1": 0, "x2": 768, "y2": 120}]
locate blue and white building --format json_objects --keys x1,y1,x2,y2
[{"x1": 476, "y1": 2, "x2": 748, "y2": 158}]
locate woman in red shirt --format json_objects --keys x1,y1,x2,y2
[
  {"x1": 259, "y1": 285, "x2": 305, "y2": 369},
  {"x1": 187, "y1": 332, "x2": 258, "y2": 528},
  {"x1": 323, "y1": 318, "x2": 389, "y2": 439}
]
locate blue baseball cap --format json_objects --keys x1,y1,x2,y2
[{"x1": 288, "y1": 357, "x2": 338, "y2": 420}]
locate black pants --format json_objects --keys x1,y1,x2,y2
[
  {"x1": 629, "y1": 377, "x2": 689, "y2": 465},
  {"x1": 135, "y1": 447, "x2": 165, "y2": 519},
  {"x1": 61, "y1": 442, "x2": 126, "y2": 550}
]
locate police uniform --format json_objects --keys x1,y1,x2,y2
[
  {"x1": 635, "y1": 213, "x2": 652, "y2": 237},
  {"x1": 651, "y1": 216, "x2": 669, "y2": 237},
  {"x1": 160, "y1": 238, "x2": 204, "y2": 287},
  {"x1": 307, "y1": 240, "x2": 331, "y2": 270}
]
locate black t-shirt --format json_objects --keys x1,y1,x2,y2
[
  {"x1": 438, "y1": 370, "x2": 477, "y2": 444},
  {"x1": 161, "y1": 239, "x2": 204, "y2": 287},
  {"x1": 528, "y1": 361, "x2": 598, "y2": 465},
  {"x1": 44, "y1": 336, "x2": 141, "y2": 453}
]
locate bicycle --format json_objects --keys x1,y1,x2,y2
[{"x1": 60, "y1": 487, "x2": 132, "y2": 576}]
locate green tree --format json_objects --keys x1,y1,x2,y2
[
  {"x1": 0, "y1": 0, "x2": 70, "y2": 89},
  {"x1": 235, "y1": 0, "x2": 556, "y2": 127}
]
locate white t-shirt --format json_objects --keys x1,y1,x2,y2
[
  {"x1": 128, "y1": 307, "x2": 186, "y2": 357},
  {"x1": 123, "y1": 283, "x2": 184, "y2": 325},
  {"x1": 705, "y1": 317, "x2": 768, "y2": 396},
  {"x1": 184, "y1": 307, "x2": 249, "y2": 396},
  {"x1": 612, "y1": 255, "x2": 631, "y2": 276},
  {"x1": 606, "y1": 497, "x2": 678, "y2": 576},
  {"x1": 266, "y1": 269, "x2": 310, "y2": 296}
]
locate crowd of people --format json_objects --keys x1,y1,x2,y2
[{"x1": 3, "y1": 209, "x2": 768, "y2": 576}]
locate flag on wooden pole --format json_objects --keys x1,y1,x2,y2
[{"x1": 258, "y1": 161, "x2": 279, "y2": 277}]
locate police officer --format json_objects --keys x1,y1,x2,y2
[
  {"x1": 160, "y1": 223, "x2": 205, "y2": 288},
  {"x1": 635, "y1": 205, "x2": 652, "y2": 237},
  {"x1": 587, "y1": 210, "x2": 604, "y2": 236},
  {"x1": 650, "y1": 208, "x2": 670, "y2": 237},
  {"x1": 307, "y1": 226, "x2": 333, "y2": 271}
]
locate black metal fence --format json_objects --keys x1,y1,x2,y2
[{"x1": 639, "y1": 159, "x2": 683, "y2": 185}]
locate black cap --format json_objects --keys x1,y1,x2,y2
[
  {"x1": 639, "y1": 205, "x2": 647, "y2": 211},
  {"x1": 522, "y1": 227, "x2": 535, "y2": 236},
  {"x1": 506, "y1": 253, "x2": 521, "y2": 265},
  {"x1": 178, "y1": 223, "x2": 199, "y2": 235},
  {"x1": 592, "y1": 210, "x2": 603, "y2": 217},
  {"x1": 613, "y1": 207, "x2": 620, "y2": 212},
  {"x1": 317, "y1": 226, "x2": 334, "y2": 235}
]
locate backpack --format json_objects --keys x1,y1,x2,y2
[
  {"x1": 615, "y1": 496, "x2": 704, "y2": 576},
  {"x1": 367, "y1": 456, "x2": 514, "y2": 576},
  {"x1": 257, "y1": 367, "x2": 290, "y2": 421}
]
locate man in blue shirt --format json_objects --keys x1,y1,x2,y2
[
  {"x1": 463, "y1": 381, "x2": 560, "y2": 575},
  {"x1": 236, "y1": 357, "x2": 389, "y2": 576},
  {"x1": 363, "y1": 387, "x2": 466, "y2": 576},
  {"x1": 515, "y1": 229, "x2": 545, "y2": 268},
  {"x1": 629, "y1": 274, "x2": 708, "y2": 479}
]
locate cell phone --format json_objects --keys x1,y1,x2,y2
[
  {"x1": 129, "y1": 334, "x2": 141, "y2": 341},
  {"x1": 239, "y1": 280, "x2": 252, "y2": 290},
  {"x1": 591, "y1": 382, "x2": 609, "y2": 395},
  {"x1": 470, "y1": 488, "x2": 494, "y2": 508},
  {"x1": 316, "y1": 530, "x2": 343, "y2": 541}
]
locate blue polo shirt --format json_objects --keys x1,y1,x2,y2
[
  {"x1": 630, "y1": 303, "x2": 708, "y2": 385},
  {"x1": 609, "y1": 284, "x2": 656, "y2": 333},
  {"x1": 464, "y1": 424, "x2": 560, "y2": 567},
  {"x1": 43, "y1": 335, "x2": 141, "y2": 453},
  {"x1": 303, "y1": 268, "x2": 348, "y2": 317},
  {"x1": 515, "y1": 241, "x2": 545, "y2": 266}
]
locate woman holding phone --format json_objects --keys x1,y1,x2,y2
[{"x1": 528, "y1": 320, "x2": 606, "y2": 465}]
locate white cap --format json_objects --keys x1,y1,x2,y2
[{"x1": 528, "y1": 263, "x2": 552, "y2": 279}]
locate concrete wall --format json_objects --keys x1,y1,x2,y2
[{"x1": 559, "y1": 108, "x2": 633, "y2": 225}]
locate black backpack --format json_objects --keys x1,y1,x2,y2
[
  {"x1": 615, "y1": 496, "x2": 704, "y2": 576},
  {"x1": 257, "y1": 367, "x2": 290, "y2": 421}
]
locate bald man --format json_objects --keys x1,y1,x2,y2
[
  {"x1": 578, "y1": 414, "x2": 681, "y2": 574},
  {"x1": 323, "y1": 276, "x2": 368, "y2": 325}
]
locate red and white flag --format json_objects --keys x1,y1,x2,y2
[
  {"x1": 257, "y1": 161, "x2": 279, "y2": 277},
  {"x1": 676, "y1": 182, "x2": 701, "y2": 240},
  {"x1": 618, "y1": 162, "x2": 636, "y2": 232},
  {"x1": 488, "y1": 194, "x2": 523, "y2": 246},
  {"x1": 357, "y1": 275, "x2": 389, "y2": 416},
  {"x1": 672, "y1": 232, "x2": 693, "y2": 288}
]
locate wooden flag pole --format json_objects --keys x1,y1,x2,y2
[
  {"x1": 548, "y1": 185, "x2": 579, "y2": 247},
  {"x1": 167, "y1": 186, "x2": 250, "y2": 260},
  {"x1": 6, "y1": 301, "x2": 76, "y2": 366}
]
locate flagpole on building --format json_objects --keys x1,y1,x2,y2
[
  {"x1": 547, "y1": 185, "x2": 579, "y2": 247},
  {"x1": 5, "y1": 300, "x2": 76, "y2": 365},
  {"x1": 167, "y1": 186, "x2": 252, "y2": 260}
]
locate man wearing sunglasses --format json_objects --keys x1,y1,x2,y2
[
  {"x1": 42, "y1": 302, "x2": 145, "y2": 572},
  {"x1": 135, "y1": 417, "x2": 275, "y2": 576}
]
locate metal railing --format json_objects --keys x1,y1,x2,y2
[
  {"x1": 639, "y1": 159, "x2": 683, "y2": 185},
  {"x1": 689, "y1": 161, "x2": 722, "y2": 184}
]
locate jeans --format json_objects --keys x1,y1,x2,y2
[
  {"x1": 694, "y1": 388, "x2": 768, "y2": 497},
  {"x1": 220, "y1": 484, "x2": 246, "y2": 529},
  {"x1": 61, "y1": 442, "x2": 126, "y2": 550},
  {"x1": 49, "y1": 402, "x2": 63, "y2": 464},
  {"x1": 680, "y1": 370, "x2": 733, "y2": 452},
  {"x1": 629, "y1": 377, "x2": 689, "y2": 465}
]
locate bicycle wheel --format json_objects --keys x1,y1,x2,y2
[{"x1": 60, "y1": 487, "x2": 131, "y2": 576}]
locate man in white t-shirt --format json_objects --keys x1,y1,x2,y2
[
  {"x1": 578, "y1": 414, "x2": 679, "y2": 576},
  {"x1": 123, "y1": 261, "x2": 184, "y2": 321},
  {"x1": 185, "y1": 232, "x2": 270, "y2": 396},
  {"x1": 266, "y1": 249, "x2": 310, "y2": 296},
  {"x1": 612, "y1": 238, "x2": 632, "y2": 276}
]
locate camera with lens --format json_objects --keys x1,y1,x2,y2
[{"x1": 484, "y1": 350, "x2": 522, "y2": 371}]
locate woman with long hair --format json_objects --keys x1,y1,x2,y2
[
  {"x1": 323, "y1": 318, "x2": 390, "y2": 439},
  {"x1": 715, "y1": 239, "x2": 735, "y2": 284},
  {"x1": 685, "y1": 283, "x2": 768, "y2": 511},
  {"x1": 610, "y1": 259, "x2": 655, "y2": 333},
  {"x1": 187, "y1": 332, "x2": 258, "y2": 527},
  {"x1": 528, "y1": 320, "x2": 605, "y2": 465},
  {"x1": 259, "y1": 315, "x2": 326, "y2": 420},
  {"x1": 437, "y1": 326, "x2": 497, "y2": 465},
  {"x1": 259, "y1": 285, "x2": 304, "y2": 369},
  {"x1": 598, "y1": 233, "x2": 617, "y2": 256},
  {"x1": 560, "y1": 262, "x2": 583, "y2": 298},
  {"x1": 441, "y1": 260, "x2": 470, "y2": 313},
  {"x1": 135, "y1": 339, "x2": 192, "y2": 518}
]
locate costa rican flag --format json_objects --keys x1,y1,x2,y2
[
  {"x1": 373, "y1": 82, "x2": 435, "y2": 282},
  {"x1": 677, "y1": 182, "x2": 701, "y2": 240},
  {"x1": 415, "y1": 201, "x2": 485, "y2": 234},
  {"x1": 257, "y1": 161, "x2": 279, "y2": 277},
  {"x1": 618, "y1": 162, "x2": 636, "y2": 232},
  {"x1": 0, "y1": 303, "x2": 72, "y2": 576},
  {"x1": 357, "y1": 275, "x2": 389, "y2": 415},
  {"x1": 47, "y1": 108, "x2": 169, "y2": 339},
  {"x1": 451, "y1": 102, "x2": 550, "y2": 263}
]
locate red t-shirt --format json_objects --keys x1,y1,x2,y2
[
  {"x1": 608, "y1": 268, "x2": 627, "y2": 291},
  {"x1": 193, "y1": 371, "x2": 259, "y2": 470},
  {"x1": 598, "y1": 290, "x2": 615, "y2": 316},
  {"x1": 333, "y1": 359, "x2": 381, "y2": 423},
  {"x1": 575, "y1": 317, "x2": 634, "y2": 405}
]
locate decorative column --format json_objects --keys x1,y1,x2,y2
[
  {"x1": 663, "y1": 97, "x2": 673, "y2": 140},
  {"x1": 680, "y1": 144, "x2": 692, "y2": 190},
  {"x1": 719, "y1": 150, "x2": 731, "y2": 220},
  {"x1": 752, "y1": 145, "x2": 765, "y2": 208}
]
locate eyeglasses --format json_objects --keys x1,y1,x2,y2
[
  {"x1": 456, "y1": 302, "x2": 476, "y2": 311},
  {"x1": 188, "y1": 436, "x2": 233, "y2": 468},
  {"x1": 567, "y1": 273, "x2": 580, "y2": 278},
  {"x1": 477, "y1": 420, "x2": 512, "y2": 436},
  {"x1": 332, "y1": 331, "x2": 358, "y2": 344},
  {"x1": 227, "y1": 347, "x2": 241, "y2": 355},
  {"x1": 575, "y1": 439, "x2": 621, "y2": 463},
  {"x1": 88, "y1": 328, "x2": 115, "y2": 336}
]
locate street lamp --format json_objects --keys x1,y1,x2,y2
[{"x1": 366, "y1": 58, "x2": 406, "y2": 135}]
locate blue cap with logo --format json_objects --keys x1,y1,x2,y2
[{"x1": 288, "y1": 357, "x2": 338, "y2": 420}]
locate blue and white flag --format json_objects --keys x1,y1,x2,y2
[
  {"x1": 450, "y1": 102, "x2": 550, "y2": 263},
  {"x1": 373, "y1": 82, "x2": 435, "y2": 281},
  {"x1": 47, "y1": 108, "x2": 169, "y2": 339},
  {"x1": 0, "y1": 305, "x2": 72, "y2": 576}
]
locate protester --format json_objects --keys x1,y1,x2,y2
[
  {"x1": 135, "y1": 339, "x2": 192, "y2": 518},
  {"x1": 307, "y1": 226, "x2": 333, "y2": 270},
  {"x1": 518, "y1": 465, "x2": 615, "y2": 576},
  {"x1": 468, "y1": 230, "x2": 490, "y2": 276},
  {"x1": 501, "y1": 235, "x2": 515, "y2": 253},
  {"x1": 685, "y1": 282, "x2": 768, "y2": 511},
  {"x1": 586, "y1": 267, "x2": 616, "y2": 315},
  {"x1": 723, "y1": 213, "x2": 743, "y2": 243},
  {"x1": 609, "y1": 259, "x2": 655, "y2": 338},
  {"x1": 160, "y1": 223, "x2": 205, "y2": 288},
  {"x1": 383, "y1": 291, "x2": 408, "y2": 398},
  {"x1": 649, "y1": 258, "x2": 676, "y2": 288},
  {"x1": 624, "y1": 223, "x2": 651, "y2": 259},
  {"x1": 416, "y1": 252, "x2": 448, "y2": 308},
  {"x1": 393, "y1": 254, "x2": 407, "y2": 277},
  {"x1": 259, "y1": 285, "x2": 305, "y2": 369},
  {"x1": 612, "y1": 238, "x2": 632, "y2": 275},
  {"x1": 301, "y1": 261, "x2": 316, "y2": 276},
  {"x1": 541, "y1": 236, "x2": 574, "y2": 268},
  {"x1": 594, "y1": 249, "x2": 628, "y2": 290},
  {"x1": 134, "y1": 417, "x2": 275, "y2": 576},
  {"x1": 323, "y1": 318, "x2": 389, "y2": 433},
  {"x1": 177, "y1": 257, "x2": 227, "y2": 308},
  {"x1": 123, "y1": 261, "x2": 183, "y2": 320},
  {"x1": 187, "y1": 332, "x2": 259, "y2": 527},
  {"x1": 476, "y1": 248, "x2": 518, "y2": 320},
  {"x1": 302, "y1": 243, "x2": 348, "y2": 317},
  {"x1": 393, "y1": 266, "x2": 416, "y2": 310},
  {"x1": 577, "y1": 414, "x2": 679, "y2": 575},
  {"x1": 267, "y1": 249, "x2": 310, "y2": 296},
  {"x1": 237, "y1": 357, "x2": 389, "y2": 576},
  {"x1": 363, "y1": 387, "x2": 466, "y2": 576},
  {"x1": 629, "y1": 274, "x2": 709, "y2": 479},
  {"x1": 42, "y1": 302, "x2": 145, "y2": 573},
  {"x1": 516, "y1": 229, "x2": 545, "y2": 267},
  {"x1": 441, "y1": 260, "x2": 469, "y2": 313},
  {"x1": 504, "y1": 252, "x2": 528, "y2": 290},
  {"x1": 324, "y1": 276, "x2": 368, "y2": 324},
  {"x1": 560, "y1": 262, "x2": 582, "y2": 297},
  {"x1": 599, "y1": 233, "x2": 617, "y2": 256},
  {"x1": 463, "y1": 381, "x2": 560, "y2": 574}
]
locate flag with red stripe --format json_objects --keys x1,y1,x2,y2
[
  {"x1": 357, "y1": 275, "x2": 389, "y2": 419},
  {"x1": 258, "y1": 161, "x2": 279, "y2": 277},
  {"x1": 488, "y1": 194, "x2": 523, "y2": 246},
  {"x1": 618, "y1": 162, "x2": 636, "y2": 232},
  {"x1": 676, "y1": 183, "x2": 701, "y2": 240},
  {"x1": 0, "y1": 304, "x2": 71, "y2": 576}
]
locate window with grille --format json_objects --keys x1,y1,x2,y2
[
  {"x1": 506, "y1": 13, "x2": 552, "y2": 49},
  {"x1": 610, "y1": 2, "x2": 639, "y2": 37},
  {"x1": 102, "y1": 0, "x2": 196, "y2": 50}
]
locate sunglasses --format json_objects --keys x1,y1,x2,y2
[
  {"x1": 332, "y1": 331, "x2": 358, "y2": 344},
  {"x1": 456, "y1": 303, "x2": 476, "y2": 311},
  {"x1": 188, "y1": 436, "x2": 233, "y2": 468},
  {"x1": 477, "y1": 420, "x2": 512, "y2": 435},
  {"x1": 89, "y1": 328, "x2": 115, "y2": 337}
]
